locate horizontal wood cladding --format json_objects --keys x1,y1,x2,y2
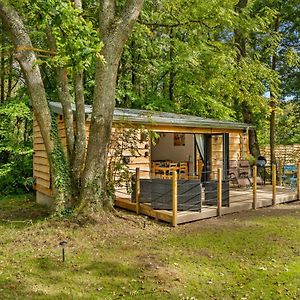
[
  {"x1": 34, "y1": 164, "x2": 50, "y2": 175},
  {"x1": 34, "y1": 150, "x2": 48, "y2": 158},
  {"x1": 34, "y1": 143, "x2": 46, "y2": 151},
  {"x1": 35, "y1": 184, "x2": 53, "y2": 196},
  {"x1": 33, "y1": 156, "x2": 49, "y2": 166},
  {"x1": 36, "y1": 177, "x2": 50, "y2": 189},
  {"x1": 129, "y1": 156, "x2": 150, "y2": 164},
  {"x1": 33, "y1": 115, "x2": 249, "y2": 198},
  {"x1": 33, "y1": 170, "x2": 50, "y2": 181},
  {"x1": 127, "y1": 163, "x2": 150, "y2": 172}
]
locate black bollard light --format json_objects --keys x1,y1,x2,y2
[{"x1": 59, "y1": 240, "x2": 68, "y2": 262}]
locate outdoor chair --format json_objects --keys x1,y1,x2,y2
[
  {"x1": 238, "y1": 160, "x2": 263, "y2": 187},
  {"x1": 228, "y1": 160, "x2": 239, "y2": 186},
  {"x1": 179, "y1": 162, "x2": 189, "y2": 179},
  {"x1": 228, "y1": 160, "x2": 251, "y2": 187}
]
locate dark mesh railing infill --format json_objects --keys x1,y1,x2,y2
[
  {"x1": 202, "y1": 180, "x2": 230, "y2": 207},
  {"x1": 132, "y1": 178, "x2": 201, "y2": 211}
]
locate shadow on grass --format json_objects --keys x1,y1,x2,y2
[
  {"x1": 0, "y1": 277, "x2": 73, "y2": 300},
  {"x1": 34, "y1": 255, "x2": 139, "y2": 279},
  {"x1": 0, "y1": 193, "x2": 50, "y2": 225},
  {"x1": 84, "y1": 260, "x2": 140, "y2": 278}
]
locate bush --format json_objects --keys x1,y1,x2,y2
[{"x1": 0, "y1": 149, "x2": 33, "y2": 195}]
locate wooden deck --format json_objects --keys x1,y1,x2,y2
[{"x1": 114, "y1": 185, "x2": 298, "y2": 225}]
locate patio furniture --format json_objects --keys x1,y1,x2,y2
[
  {"x1": 179, "y1": 162, "x2": 189, "y2": 179},
  {"x1": 152, "y1": 161, "x2": 188, "y2": 179},
  {"x1": 228, "y1": 160, "x2": 239, "y2": 186}
]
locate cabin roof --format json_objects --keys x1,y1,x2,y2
[{"x1": 49, "y1": 101, "x2": 253, "y2": 131}]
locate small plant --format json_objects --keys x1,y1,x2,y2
[{"x1": 245, "y1": 154, "x2": 256, "y2": 166}]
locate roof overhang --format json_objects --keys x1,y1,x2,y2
[{"x1": 49, "y1": 101, "x2": 254, "y2": 131}]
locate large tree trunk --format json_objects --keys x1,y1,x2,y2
[
  {"x1": 0, "y1": 20, "x2": 5, "y2": 103},
  {"x1": 71, "y1": 0, "x2": 87, "y2": 198},
  {"x1": 234, "y1": 0, "x2": 260, "y2": 158},
  {"x1": 270, "y1": 17, "x2": 280, "y2": 165},
  {"x1": 169, "y1": 28, "x2": 175, "y2": 102},
  {"x1": 77, "y1": 0, "x2": 144, "y2": 213}
]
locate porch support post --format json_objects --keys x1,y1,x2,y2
[
  {"x1": 297, "y1": 162, "x2": 300, "y2": 200},
  {"x1": 278, "y1": 160, "x2": 283, "y2": 186},
  {"x1": 135, "y1": 168, "x2": 140, "y2": 214},
  {"x1": 252, "y1": 166, "x2": 257, "y2": 209},
  {"x1": 217, "y1": 168, "x2": 222, "y2": 216},
  {"x1": 198, "y1": 160, "x2": 202, "y2": 180},
  {"x1": 172, "y1": 171, "x2": 178, "y2": 227},
  {"x1": 272, "y1": 164, "x2": 276, "y2": 206}
]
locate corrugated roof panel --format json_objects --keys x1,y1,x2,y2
[{"x1": 48, "y1": 101, "x2": 253, "y2": 130}]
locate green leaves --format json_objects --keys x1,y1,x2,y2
[{"x1": 20, "y1": 0, "x2": 103, "y2": 71}]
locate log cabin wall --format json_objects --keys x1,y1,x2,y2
[
  {"x1": 33, "y1": 115, "x2": 67, "y2": 197},
  {"x1": 33, "y1": 117, "x2": 150, "y2": 198},
  {"x1": 33, "y1": 117, "x2": 51, "y2": 196},
  {"x1": 33, "y1": 115, "x2": 248, "y2": 198}
]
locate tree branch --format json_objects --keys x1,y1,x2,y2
[
  {"x1": 46, "y1": 27, "x2": 75, "y2": 159},
  {"x1": 99, "y1": 0, "x2": 116, "y2": 36},
  {"x1": 138, "y1": 19, "x2": 218, "y2": 29},
  {"x1": 72, "y1": 0, "x2": 86, "y2": 190}
]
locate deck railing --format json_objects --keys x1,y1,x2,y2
[{"x1": 115, "y1": 162, "x2": 300, "y2": 226}]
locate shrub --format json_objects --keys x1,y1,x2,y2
[{"x1": 0, "y1": 149, "x2": 33, "y2": 195}]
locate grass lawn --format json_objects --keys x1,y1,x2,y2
[{"x1": 0, "y1": 194, "x2": 299, "y2": 299}]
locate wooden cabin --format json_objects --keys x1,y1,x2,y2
[{"x1": 33, "y1": 102, "x2": 251, "y2": 205}]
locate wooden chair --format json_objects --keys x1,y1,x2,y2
[
  {"x1": 179, "y1": 162, "x2": 188, "y2": 179},
  {"x1": 229, "y1": 160, "x2": 239, "y2": 186},
  {"x1": 152, "y1": 161, "x2": 163, "y2": 177}
]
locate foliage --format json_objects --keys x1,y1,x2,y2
[
  {"x1": 244, "y1": 153, "x2": 256, "y2": 166},
  {"x1": 19, "y1": 0, "x2": 103, "y2": 71},
  {"x1": 1, "y1": 0, "x2": 300, "y2": 212},
  {"x1": 116, "y1": 0, "x2": 300, "y2": 147},
  {"x1": 276, "y1": 100, "x2": 300, "y2": 144},
  {"x1": 0, "y1": 96, "x2": 33, "y2": 195},
  {"x1": 0, "y1": 150, "x2": 33, "y2": 195}
]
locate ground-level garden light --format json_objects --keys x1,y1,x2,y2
[{"x1": 59, "y1": 240, "x2": 68, "y2": 262}]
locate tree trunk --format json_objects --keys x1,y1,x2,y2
[
  {"x1": 234, "y1": 0, "x2": 260, "y2": 158},
  {"x1": 72, "y1": 71, "x2": 86, "y2": 192},
  {"x1": 46, "y1": 28, "x2": 75, "y2": 160},
  {"x1": 0, "y1": 21, "x2": 5, "y2": 103},
  {"x1": 6, "y1": 52, "x2": 13, "y2": 100},
  {"x1": 169, "y1": 28, "x2": 175, "y2": 102},
  {"x1": 77, "y1": 0, "x2": 144, "y2": 213},
  {"x1": 1, "y1": 0, "x2": 144, "y2": 215},
  {"x1": 270, "y1": 17, "x2": 280, "y2": 165}
]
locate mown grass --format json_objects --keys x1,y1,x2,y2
[{"x1": 0, "y1": 194, "x2": 299, "y2": 299}]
